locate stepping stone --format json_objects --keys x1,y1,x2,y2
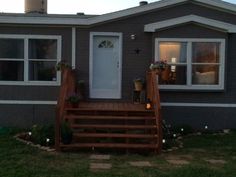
[
  {"x1": 166, "y1": 159, "x2": 190, "y2": 165},
  {"x1": 90, "y1": 163, "x2": 112, "y2": 170},
  {"x1": 129, "y1": 161, "x2": 152, "y2": 167},
  {"x1": 90, "y1": 154, "x2": 110, "y2": 160},
  {"x1": 205, "y1": 159, "x2": 227, "y2": 164}
]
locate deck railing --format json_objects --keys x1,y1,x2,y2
[
  {"x1": 55, "y1": 68, "x2": 76, "y2": 151},
  {"x1": 146, "y1": 71, "x2": 163, "y2": 153}
]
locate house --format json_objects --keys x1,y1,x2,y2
[{"x1": 1, "y1": 0, "x2": 236, "y2": 131}]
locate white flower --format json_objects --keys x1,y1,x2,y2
[
  {"x1": 181, "y1": 128, "x2": 184, "y2": 132},
  {"x1": 205, "y1": 125, "x2": 208, "y2": 130},
  {"x1": 46, "y1": 138, "x2": 50, "y2": 143},
  {"x1": 173, "y1": 134, "x2": 177, "y2": 138},
  {"x1": 28, "y1": 132, "x2": 32, "y2": 136}
]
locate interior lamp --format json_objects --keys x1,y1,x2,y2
[{"x1": 171, "y1": 57, "x2": 177, "y2": 72}]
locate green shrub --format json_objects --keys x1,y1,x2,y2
[{"x1": 31, "y1": 124, "x2": 55, "y2": 146}]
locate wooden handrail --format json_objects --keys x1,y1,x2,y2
[
  {"x1": 55, "y1": 68, "x2": 77, "y2": 151},
  {"x1": 146, "y1": 71, "x2": 163, "y2": 153}
]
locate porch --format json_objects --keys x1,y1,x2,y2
[{"x1": 55, "y1": 68, "x2": 162, "y2": 153}]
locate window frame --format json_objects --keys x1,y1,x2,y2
[
  {"x1": 155, "y1": 38, "x2": 225, "y2": 90},
  {"x1": 0, "y1": 34, "x2": 62, "y2": 86}
]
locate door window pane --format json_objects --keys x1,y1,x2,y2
[
  {"x1": 29, "y1": 39, "x2": 57, "y2": 59},
  {"x1": 0, "y1": 39, "x2": 24, "y2": 59},
  {"x1": 0, "y1": 61, "x2": 24, "y2": 81}
]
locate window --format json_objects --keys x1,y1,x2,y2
[
  {"x1": 98, "y1": 40, "x2": 114, "y2": 48},
  {"x1": 155, "y1": 38, "x2": 225, "y2": 90},
  {"x1": 0, "y1": 35, "x2": 61, "y2": 85}
]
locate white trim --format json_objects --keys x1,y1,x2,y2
[
  {"x1": 161, "y1": 102, "x2": 236, "y2": 108},
  {"x1": 1, "y1": 100, "x2": 236, "y2": 108},
  {"x1": 71, "y1": 27, "x2": 76, "y2": 69},
  {"x1": 144, "y1": 15, "x2": 236, "y2": 33},
  {"x1": 89, "y1": 32, "x2": 122, "y2": 99},
  {"x1": 0, "y1": 0, "x2": 236, "y2": 25},
  {"x1": 155, "y1": 38, "x2": 225, "y2": 90},
  {"x1": 0, "y1": 34, "x2": 62, "y2": 86},
  {"x1": 0, "y1": 100, "x2": 57, "y2": 105}
]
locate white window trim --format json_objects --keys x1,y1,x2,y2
[
  {"x1": 155, "y1": 38, "x2": 225, "y2": 90},
  {"x1": 0, "y1": 34, "x2": 62, "y2": 86}
]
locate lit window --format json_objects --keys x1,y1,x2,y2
[{"x1": 155, "y1": 39, "x2": 225, "y2": 90}]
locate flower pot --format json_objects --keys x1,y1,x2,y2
[{"x1": 134, "y1": 81, "x2": 143, "y2": 91}]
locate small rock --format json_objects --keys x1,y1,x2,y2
[{"x1": 223, "y1": 129, "x2": 230, "y2": 134}]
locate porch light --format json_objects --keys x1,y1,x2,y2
[
  {"x1": 130, "y1": 34, "x2": 136, "y2": 40},
  {"x1": 145, "y1": 99, "x2": 152, "y2": 110}
]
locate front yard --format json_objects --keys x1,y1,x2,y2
[{"x1": 0, "y1": 128, "x2": 236, "y2": 177}]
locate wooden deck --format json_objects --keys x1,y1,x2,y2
[{"x1": 55, "y1": 69, "x2": 162, "y2": 153}]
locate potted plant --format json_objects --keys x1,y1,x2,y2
[
  {"x1": 66, "y1": 92, "x2": 80, "y2": 108},
  {"x1": 149, "y1": 60, "x2": 168, "y2": 75},
  {"x1": 133, "y1": 78, "x2": 144, "y2": 91},
  {"x1": 55, "y1": 60, "x2": 70, "y2": 71},
  {"x1": 61, "y1": 120, "x2": 73, "y2": 144}
]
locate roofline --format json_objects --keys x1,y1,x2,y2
[
  {"x1": 0, "y1": 0, "x2": 235, "y2": 25},
  {"x1": 144, "y1": 15, "x2": 236, "y2": 33}
]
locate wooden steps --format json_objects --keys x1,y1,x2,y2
[{"x1": 59, "y1": 102, "x2": 160, "y2": 153}]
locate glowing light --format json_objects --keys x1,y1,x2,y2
[
  {"x1": 28, "y1": 132, "x2": 32, "y2": 136},
  {"x1": 205, "y1": 125, "x2": 208, "y2": 130},
  {"x1": 173, "y1": 134, "x2": 177, "y2": 138},
  {"x1": 181, "y1": 128, "x2": 184, "y2": 132},
  {"x1": 162, "y1": 139, "x2": 166, "y2": 144},
  {"x1": 46, "y1": 138, "x2": 50, "y2": 143}
]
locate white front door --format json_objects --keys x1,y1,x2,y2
[{"x1": 90, "y1": 33, "x2": 122, "y2": 99}]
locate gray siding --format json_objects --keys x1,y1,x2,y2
[{"x1": 0, "y1": 104, "x2": 55, "y2": 128}]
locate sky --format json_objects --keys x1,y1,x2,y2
[{"x1": 0, "y1": 0, "x2": 235, "y2": 15}]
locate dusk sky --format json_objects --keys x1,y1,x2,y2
[{"x1": 0, "y1": 0, "x2": 235, "y2": 15}]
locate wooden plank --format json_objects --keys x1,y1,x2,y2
[
  {"x1": 71, "y1": 124, "x2": 157, "y2": 129},
  {"x1": 65, "y1": 115, "x2": 155, "y2": 120},
  {"x1": 60, "y1": 143, "x2": 157, "y2": 149},
  {"x1": 73, "y1": 133, "x2": 158, "y2": 138}
]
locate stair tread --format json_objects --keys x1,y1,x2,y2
[
  {"x1": 65, "y1": 115, "x2": 155, "y2": 120},
  {"x1": 71, "y1": 124, "x2": 157, "y2": 129},
  {"x1": 65, "y1": 107, "x2": 153, "y2": 112},
  {"x1": 73, "y1": 133, "x2": 158, "y2": 138},
  {"x1": 60, "y1": 143, "x2": 158, "y2": 149}
]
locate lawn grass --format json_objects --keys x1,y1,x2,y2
[{"x1": 0, "y1": 129, "x2": 236, "y2": 177}]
